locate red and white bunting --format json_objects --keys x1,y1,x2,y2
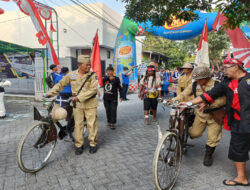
[{"x1": 14, "y1": 0, "x2": 59, "y2": 65}]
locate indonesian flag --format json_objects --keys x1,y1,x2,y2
[
  {"x1": 14, "y1": 0, "x2": 59, "y2": 65},
  {"x1": 0, "y1": 8, "x2": 4, "y2": 15},
  {"x1": 213, "y1": 13, "x2": 250, "y2": 69},
  {"x1": 91, "y1": 31, "x2": 103, "y2": 87},
  {"x1": 195, "y1": 20, "x2": 209, "y2": 68}
]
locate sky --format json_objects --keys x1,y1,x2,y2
[{"x1": 0, "y1": 0, "x2": 126, "y2": 15}]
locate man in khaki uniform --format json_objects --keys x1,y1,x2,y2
[
  {"x1": 47, "y1": 55, "x2": 98, "y2": 155},
  {"x1": 176, "y1": 63, "x2": 194, "y2": 101},
  {"x1": 172, "y1": 67, "x2": 226, "y2": 166}
]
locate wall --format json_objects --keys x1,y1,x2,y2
[{"x1": 0, "y1": 3, "x2": 122, "y2": 58}]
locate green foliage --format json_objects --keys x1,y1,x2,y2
[
  {"x1": 119, "y1": 0, "x2": 250, "y2": 29},
  {"x1": 143, "y1": 29, "x2": 230, "y2": 69}
]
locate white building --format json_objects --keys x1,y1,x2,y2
[
  {"x1": 0, "y1": 2, "x2": 122, "y2": 67},
  {"x1": 0, "y1": 2, "x2": 123, "y2": 94}
]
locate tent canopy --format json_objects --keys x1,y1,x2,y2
[{"x1": 0, "y1": 40, "x2": 39, "y2": 54}]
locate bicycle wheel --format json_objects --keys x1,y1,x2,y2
[
  {"x1": 153, "y1": 132, "x2": 182, "y2": 190},
  {"x1": 17, "y1": 122, "x2": 57, "y2": 173}
]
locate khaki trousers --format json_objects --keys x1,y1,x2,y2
[
  {"x1": 73, "y1": 107, "x2": 98, "y2": 148},
  {"x1": 189, "y1": 114, "x2": 222, "y2": 147}
]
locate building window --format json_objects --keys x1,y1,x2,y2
[{"x1": 107, "y1": 50, "x2": 111, "y2": 59}]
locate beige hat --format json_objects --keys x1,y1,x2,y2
[
  {"x1": 192, "y1": 67, "x2": 212, "y2": 80},
  {"x1": 149, "y1": 62, "x2": 155, "y2": 67},
  {"x1": 51, "y1": 104, "x2": 67, "y2": 121},
  {"x1": 181, "y1": 63, "x2": 193, "y2": 69},
  {"x1": 78, "y1": 55, "x2": 91, "y2": 64}
]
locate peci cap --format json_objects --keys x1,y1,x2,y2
[
  {"x1": 181, "y1": 63, "x2": 194, "y2": 69},
  {"x1": 78, "y1": 55, "x2": 91, "y2": 64}
]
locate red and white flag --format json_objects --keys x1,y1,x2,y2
[
  {"x1": 195, "y1": 20, "x2": 210, "y2": 68},
  {"x1": 91, "y1": 31, "x2": 103, "y2": 87},
  {"x1": 14, "y1": 0, "x2": 59, "y2": 65},
  {"x1": 213, "y1": 13, "x2": 250, "y2": 69}
]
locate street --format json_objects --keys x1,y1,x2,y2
[{"x1": 0, "y1": 93, "x2": 249, "y2": 190}]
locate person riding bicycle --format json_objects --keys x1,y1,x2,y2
[
  {"x1": 171, "y1": 66, "x2": 226, "y2": 166},
  {"x1": 47, "y1": 55, "x2": 99, "y2": 155},
  {"x1": 182, "y1": 58, "x2": 250, "y2": 186}
]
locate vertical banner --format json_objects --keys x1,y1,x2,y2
[{"x1": 113, "y1": 18, "x2": 139, "y2": 91}]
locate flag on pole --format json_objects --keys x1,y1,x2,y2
[
  {"x1": 91, "y1": 31, "x2": 103, "y2": 87},
  {"x1": 195, "y1": 20, "x2": 210, "y2": 68}
]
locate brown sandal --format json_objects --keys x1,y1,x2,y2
[{"x1": 110, "y1": 124, "x2": 116, "y2": 130}]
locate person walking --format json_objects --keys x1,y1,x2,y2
[
  {"x1": 103, "y1": 66, "x2": 123, "y2": 129},
  {"x1": 182, "y1": 58, "x2": 250, "y2": 186},
  {"x1": 47, "y1": 55, "x2": 99, "y2": 155},
  {"x1": 121, "y1": 66, "x2": 133, "y2": 100},
  {"x1": 139, "y1": 65, "x2": 161, "y2": 125},
  {"x1": 172, "y1": 67, "x2": 226, "y2": 166}
]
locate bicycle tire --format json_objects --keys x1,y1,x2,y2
[
  {"x1": 17, "y1": 121, "x2": 57, "y2": 173},
  {"x1": 153, "y1": 132, "x2": 182, "y2": 190}
]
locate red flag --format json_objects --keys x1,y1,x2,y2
[
  {"x1": 0, "y1": 8, "x2": 4, "y2": 15},
  {"x1": 195, "y1": 20, "x2": 209, "y2": 67},
  {"x1": 91, "y1": 31, "x2": 103, "y2": 87},
  {"x1": 50, "y1": 22, "x2": 56, "y2": 32}
]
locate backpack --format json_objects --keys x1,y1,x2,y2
[{"x1": 45, "y1": 74, "x2": 54, "y2": 88}]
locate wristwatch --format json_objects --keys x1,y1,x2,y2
[{"x1": 186, "y1": 101, "x2": 193, "y2": 107}]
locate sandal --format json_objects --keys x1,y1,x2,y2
[
  {"x1": 223, "y1": 179, "x2": 249, "y2": 186},
  {"x1": 110, "y1": 124, "x2": 116, "y2": 130}
]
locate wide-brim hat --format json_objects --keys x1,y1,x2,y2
[
  {"x1": 181, "y1": 63, "x2": 193, "y2": 69},
  {"x1": 149, "y1": 62, "x2": 155, "y2": 67},
  {"x1": 51, "y1": 104, "x2": 67, "y2": 121}
]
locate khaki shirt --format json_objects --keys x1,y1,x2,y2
[
  {"x1": 48, "y1": 70, "x2": 98, "y2": 109},
  {"x1": 176, "y1": 74, "x2": 193, "y2": 101},
  {"x1": 173, "y1": 78, "x2": 226, "y2": 120}
]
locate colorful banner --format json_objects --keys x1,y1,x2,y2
[
  {"x1": 113, "y1": 18, "x2": 138, "y2": 88},
  {"x1": 0, "y1": 53, "x2": 35, "y2": 78},
  {"x1": 138, "y1": 11, "x2": 218, "y2": 41}
]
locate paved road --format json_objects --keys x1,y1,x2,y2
[{"x1": 0, "y1": 93, "x2": 249, "y2": 190}]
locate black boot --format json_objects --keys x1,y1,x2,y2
[{"x1": 203, "y1": 145, "x2": 216, "y2": 166}]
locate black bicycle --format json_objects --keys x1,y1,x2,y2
[
  {"x1": 17, "y1": 97, "x2": 75, "y2": 173},
  {"x1": 153, "y1": 101, "x2": 195, "y2": 190}
]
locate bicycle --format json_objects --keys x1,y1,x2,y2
[
  {"x1": 17, "y1": 97, "x2": 75, "y2": 173},
  {"x1": 153, "y1": 101, "x2": 196, "y2": 190}
]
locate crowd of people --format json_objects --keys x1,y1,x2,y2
[{"x1": 46, "y1": 55, "x2": 249, "y2": 187}]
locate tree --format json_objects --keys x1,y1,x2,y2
[
  {"x1": 143, "y1": 35, "x2": 190, "y2": 68},
  {"x1": 119, "y1": 0, "x2": 250, "y2": 29},
  {"x1": 142, "y1": 29, "x2": 230, "y2": 69}
]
